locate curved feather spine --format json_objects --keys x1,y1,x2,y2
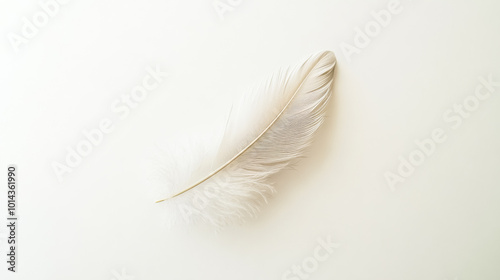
[{"x1": 156, "y1": 51, "x2": 336, "y2": 203}]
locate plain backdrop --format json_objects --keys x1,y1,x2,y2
[{"x1": 0, "y1": 0, "x2": 499, "y2": 279}]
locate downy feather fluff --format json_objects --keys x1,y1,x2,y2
[{"x1": 154, "y1": 51, "x2": 336, "y2": 228}]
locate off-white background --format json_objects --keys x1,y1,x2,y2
[{"x1": 0, "y1": 0, "x2": 499, "y2": 279}]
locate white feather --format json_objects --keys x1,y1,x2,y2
[{"x1": 154, "y1": 51, "x2": 336, "y2": 228}]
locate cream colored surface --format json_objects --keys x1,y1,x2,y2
[{"x1": 0, "y1": 0, "x2": 499, "y2": 279}]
